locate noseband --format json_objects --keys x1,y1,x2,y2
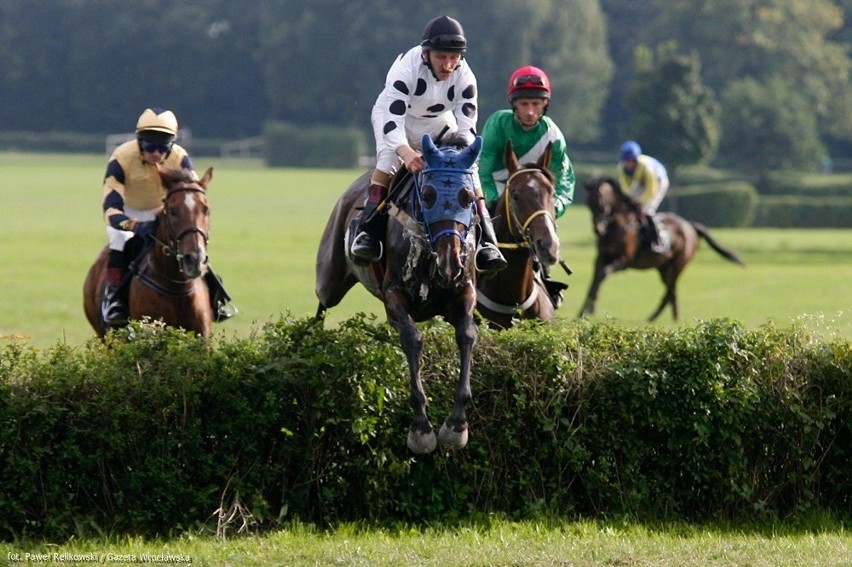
[
  {"x1": 158, "y1": 185, "x2": 209, "y2": 255},
  {"x1": 500, "y1": 168, "x2": 555, "y2": 250}
]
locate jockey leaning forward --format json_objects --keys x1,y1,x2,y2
[
  {"x1": 617, "y1": 140, "x2": 670, "y2": 253},
  {"x1": 348, "y1": 15, "x2": 507, "y2": 275}
]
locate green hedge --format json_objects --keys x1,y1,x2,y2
[
  {"x1": 753, "y1": 195, "x2": 852, "y2": 227},
  {"x1": 1, "y1": 316, "x2": 850, "y2": 540},
  {"x1": 663, "y1": 182, "x2": 759, "y2": 227},
  {"x1": 264, "y1": 121, "x2": 366, "y2": 168}
]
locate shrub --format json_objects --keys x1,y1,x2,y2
[
  {"x1": 264, "y1": 121, "x2": 366, "y2": 168},
  {"x1": 1, "y1": 316, "x2": 850, "y2": 539},
  {"x1": 663, "y1": 182, "x2": 758, "y2": 227}
]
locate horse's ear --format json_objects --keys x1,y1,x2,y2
[
  {"x1": 422, "y1": 133, "x2": 438, "y2": 155},
  {"x1": 539, "y1": 142, "x2": 553, "y2": 169},
  {"x1": 200, "y1": 167, "x2": 213, "y2": 189},
  {"x1": 504, "y1": 139, "x2": 520, "y2": 173}
]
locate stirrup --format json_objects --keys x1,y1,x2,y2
[
  {"x1": 350, "y1": 231, "x2": 383, "y2": 263},
  {"x1": 101, "y1": 294, "x2": 128, "y2": 326},
  {"x1": 215, "y1": 303, "x2": 238, "y2": 322},
  {"x1": 475, "y1": 243, "x2": 508, "y2": 274}
]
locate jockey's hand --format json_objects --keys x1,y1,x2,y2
[
  {"x1": 133, "y1": 221, "x2": 157, "y2": 238},
  {"x1": 397, "y1": 145, "x2": 424, "y2": 173}
]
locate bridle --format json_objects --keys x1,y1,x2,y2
[
  {"x1": 153, "y1": 185, "x2": 210, "y2": 272},
  {"x1": 137, "y1": 184, "x2": 210, "y2": 293},
  {"x1": 498, "y1": 167, "x2": 555, "y2": 250}
]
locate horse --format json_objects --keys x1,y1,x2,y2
[
  {"x1": 475, "y1": 140, "x2": 563, "y2": 329},
  {"x1": 579, "y1": 177, "x2": 744, "y2": 322},
  {"x1": 83, "y1": 167, "x2": 214, "y2": 339},
  {"x1": 315, "y1": 133, "x2": 481, "y2": 454}
]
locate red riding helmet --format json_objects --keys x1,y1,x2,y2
[{"x1": 507, "y1": 66, "x2": 551, "y2": 103}]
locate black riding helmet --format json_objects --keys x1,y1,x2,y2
[{"x1": 420, "y1": 15, "x2": 466, "y2": 53}]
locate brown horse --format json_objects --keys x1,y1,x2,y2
[
  {"x1": 476, "y1": 140, "x2": 562, "y2": 329},
  {"x1": 579, "y1": 177, "x2": 744, "y2": 322},
  {"x1": 83, "y1": 167, "x2": 214, "y2": 339},
  {"x1": 316, "y1": 134, "x2": 481, "y2": 454}
]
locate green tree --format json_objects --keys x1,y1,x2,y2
[
  {"x1": 648, "y1": 0, "x2": 852, "y2": 143},
  {"x1": 257, "y1": 0, "x2": 613, "y2": 143},
  {"x1": 624, "y1": 43, "x2": 720, "y2": 176},
  {"x1": 717, "y1": 77, "x2": 824, "y2": 184}
]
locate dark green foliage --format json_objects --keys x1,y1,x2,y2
[
  {"x1": 752, "y1": 196, "x2": 852, "y2": 228},
  {"x1": 264, "y1": 121, "x2": 366, "y2": 168},
  {"x1": 664, "y1": 182, "x2": 758, "y2": 227},
  {"x1": 1, "y1": 316, "x2": 850, "y2": 539}
]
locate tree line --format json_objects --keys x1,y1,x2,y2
[{"x1": 1, "y1": 0, "x2": 850, "y2": 175}]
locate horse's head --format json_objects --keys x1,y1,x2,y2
[
  {"x1": 501, "y1": 139, "x2": 560, "y2": 266},
  {"x1": 585, "y1": 177, "x2": 641, "y2": 237},
  {"x1": 157, "y1": 166, "x2": 212, "y2": 279},
  {"x1": 585, "y1": 177, "x2": 619, "y2": 237},
  {"x1": 418, "y1": 133, "x2": 481, "y2": 286}
]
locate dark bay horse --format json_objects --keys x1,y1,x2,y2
[
  {"x1": 579, "y1": 177, "x2": 744, "y2": 322},
  {"x1": 476, "y1": 140, "x2": 562, "y2": 329},
  {"x1": 84, "y1": 167, "x2": 214, "y2": 339},
  {"x1": 316, "y1": 134, "x2": 481, "y2": 454}
]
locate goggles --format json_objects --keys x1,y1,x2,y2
[
  {"x1": 512, "y1": 74, "x2": 546, "y2": 88},
  {"x1": 140, "y1": 140, "x2": 173, "y2": 154}
]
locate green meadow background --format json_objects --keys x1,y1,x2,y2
[{"x1": 2, "y1": 151, "x2": 851, "y2": 349}]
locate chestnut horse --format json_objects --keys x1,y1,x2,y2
[
  {"x1": 316, "y1": 134, "x2": 481, "y2": 454},
  {"x1": 579, "y1": 177, "x2": 744, "y2": 321},
  {"x1": 83, "y1": 167, "x2": 213, "y2": 339},
  {"x1": 476, "y1": 140, "x2": 563, "y2": 329}
]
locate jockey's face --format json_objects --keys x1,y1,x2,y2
[
  {"x1": 622, "y1": 158, "x2": 638, "y2": 174},
  {"x1": 427, "y1": 50, "x2": 463, "y2": 80},
  {"x1": 513, "y1": 98, "x2": 548, "y2": 129}
]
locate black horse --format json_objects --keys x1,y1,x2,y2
[
  {"x1": 316, "y1": 134, "x2": 481, "y2": 454},
  {"x1": 579, "y1": 177, "x2": 745, "y2": 321}
]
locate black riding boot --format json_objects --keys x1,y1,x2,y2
[
  {"x1": 475, "y1": 200, "x2": 508, "y2": 275},
  {"x1": 204, "y1": 269, "x2": 237, "y2": 322},
  {"x1": 350, "y1": 183, "x2": 388, "y2": 265},
  {"x1": 645, "y1": 215, "x2": 667, "y2": 252},
  {"x1": 101, "y1": 282, "x2": 128, "y2": 326}
]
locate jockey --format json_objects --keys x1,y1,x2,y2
[
  {"x1": 100, "y1": 107, "x2": 236, "y2": 326},
  {"x1": 349, "y1": 15, "x2": 507, "y2": 275},
  {"x1": 478, "y1": 65, "x2": 576, "y2": 306},
  {"x1": 617, "y1": 140, "x2": 670, "y2": 252}
]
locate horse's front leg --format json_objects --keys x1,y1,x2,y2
[
  {"x1": 438, "y1": 287, "x2": 477, "y2": 450},
  {"x1": 385, "y1": 291, "x2": 436, "y2": 454}
]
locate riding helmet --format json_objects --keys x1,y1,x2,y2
[
  {"x1": 421, "y1": 16, "x2": 467, "y2": 52},
  {"x1": 507, "y1": 66, "x2": 551, "y2": 102},
  {"x1": 619, "y1": 140, "x2": 642, "y2": 162},
  {"x1": 136, "y1": 108, "x2": 179, "y2": 141}
]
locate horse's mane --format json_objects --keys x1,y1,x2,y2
[
  {"x1": 594, "y1": 176, "x2": 642, "y2": 213},
  {"x1": 438, "y1": 133, "x2": 470, "y2": 150},
  {"x1": 159, "y1": 167, "x2": 196, "y2": 186}
]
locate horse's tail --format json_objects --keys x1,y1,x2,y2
[{"x1": 693, "y1": 222, "x2": 745, "y2": 266}]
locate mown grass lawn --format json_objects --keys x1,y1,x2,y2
[
  {"x1": 2, "y1": 152, "x2": 851, "y2": 348},
  {"x1": 2, "y1": 518, "x2": 850, "y2": 566}
]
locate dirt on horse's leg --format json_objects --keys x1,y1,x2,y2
[
  {"x1": 438, "y1": 312, "x2": 475, "y2": 450},
  {"x1": 387, "y1": 298, "x2": 436, "y2": 454}
]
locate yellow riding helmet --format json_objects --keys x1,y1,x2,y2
[{"x1": 135, "y1": 108, "x2": 179, "y2": 136}]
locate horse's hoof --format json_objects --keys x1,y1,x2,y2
[
  {"x1": 438, "y1": 422, "x2": 468, "y2": 450},
  {"x1": 407, "y1": 428, "x2": 437, "y2": 454}
]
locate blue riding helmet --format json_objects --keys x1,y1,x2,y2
[{"x1": 619, "y1": 140, "x2": 641, "y2": 162}]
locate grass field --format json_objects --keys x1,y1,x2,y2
[{"x1": 2, "y1": 151, "x2": 852, "y2": 348}]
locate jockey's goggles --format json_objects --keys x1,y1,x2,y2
[
  {"x1": 512, "y1": 75, "x2": 546, "y2": 88},
  {"x1": 140, "y1": 140, "x2": 173, "y2": 154}
]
